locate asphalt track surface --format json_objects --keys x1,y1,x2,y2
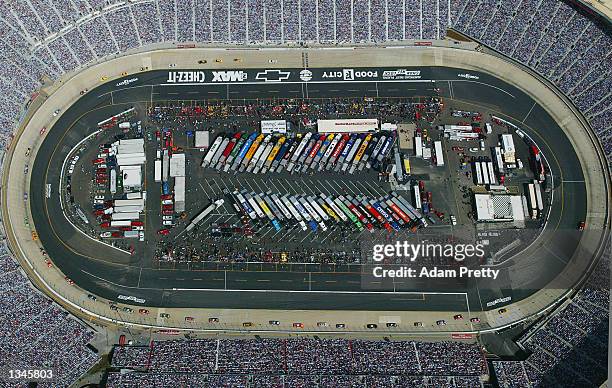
[{"x1": 29, "y1": 67, "x2": 587, "y2": 311}]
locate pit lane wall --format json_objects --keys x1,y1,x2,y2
[{"x1": 1, "y1": 44, "x2": 609, "y2": 335}]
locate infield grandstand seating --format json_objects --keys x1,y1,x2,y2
[
  {"x1": 0, "y1": 1, "x2": 608, "y2": 157},
  {"x1": 106, "y1": 338, "x2": 488, "y2": 387},
  {"x1": 0, "y1": 242, "x2": 100, "y2": 387}
]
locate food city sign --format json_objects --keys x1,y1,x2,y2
[
  {"x1": 166, "y1": 71, "x2": 206, "y2": 83},
  {"x1": 322, "y1": 68, "x2": 379, "y2": 80}
]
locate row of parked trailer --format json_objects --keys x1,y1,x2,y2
[
  {"x1": 201, "y1": 131, "x2": 396, "y2": 174},
  {"x1": 228, "y1": 190, "x2": 427, "y2": 233}
]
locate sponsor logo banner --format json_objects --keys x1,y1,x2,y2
[
  {"x1": 458, "y1": 73, "x2": 480, "y2": 80},
  {"x1": 322, "y1": 69, "x2": 379, "y2": 80},
  {"x1": 256, "y1": 69, "x2": 291, "y2": 82},
  {"x1": 116, "y1": 77, "x2": 139, "y2": 87},
  {"x1": 299, "y1": 69, "x2": 313, "y2": 81},
  {"x1": 117, "y1": 294, "x2": 146, "y2": 304},
  {"x1": 382, "y1": 69, "x2": 422, "y2": 80},
  {"x1": 486, "y1": 296, "x2": 511, "y2": 307},
  {"x1": 212, "y1": 70, "x2": 248, "y2": 82},
  {"x1": 167, "y1": 71, "x2": 206, "y2": 83}
]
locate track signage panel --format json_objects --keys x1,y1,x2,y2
[
  {"x1": 166, "y1": 71, "x2": 206, "y2": 83},
  {"x1": 212, "y1": 70, "x2": 248, "y2": 82},
  {"x1": 161, "y1": 67, "x2": 429, "y2": 85}
]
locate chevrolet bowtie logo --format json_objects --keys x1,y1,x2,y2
[{"x1": 256, "y1": 69, "x2": 291, "y2": 82}]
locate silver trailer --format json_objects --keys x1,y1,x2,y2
[
  {"x1": 244, "y1": 192, "x2": 266, "y2": 219},
  {"x1": 201, "y1": 137, "x2": 224, "y2": 167},
  {"x1": 253, "y1": 142, "x2": 275, "y2": 174},
  {"x1": 209, "y1": 137, "x2": 229, "y2": 168},
  {"x1": 271, "y1": 194, "x2": 293, "y2": 220},
  {"x1": 246, "y1": 135, "x2": 271, "y2": 173},
  {"x1": 308, "y1": 196, "x2": 330, "y2": 221}
]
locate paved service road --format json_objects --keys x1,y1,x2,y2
[{"x1": 30, "y1": 67, "x2": 588, "y2": 311}]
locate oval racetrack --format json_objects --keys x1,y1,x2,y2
[{"x1": 29, "y1": 66, "x2": 591, "y2": 312}]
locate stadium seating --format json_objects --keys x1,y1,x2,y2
[
  {"x1": 0, "y1": 1, "x2": 609, "y2": 386},
  {"x1": 0, "y1": 243, "x2": 100, "y2": 386},
  {"x1": 0, "y1": 0, "x2": 609, "y2": 155},
  {"x1": 494, "y1": 244, "x2": 610, "y2": 387},
  {"x1": 452, "y1": 0, "x2": 612, "y2": 156},
  {"x1": 106, "y1": 337, "x2": 488, "y2": 387}
]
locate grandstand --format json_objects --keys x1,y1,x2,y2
[
  {"x1": 494, "y1": 244, "x2": 610, "y2": 387},
  {"x1": 0, "y1": 1, "x2": 609, "y2": 153},
  {"x1": 106, "y1": 338, "x2": 488, "y2": 386},
  {"x1": 0, "y1": 0, "x2": 609, "y2": 386},
  {"x1": 0, "y1": 242, "x2": 100, "y2": 387}
]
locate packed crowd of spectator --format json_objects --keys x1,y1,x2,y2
[
  {"x1": 452, "y1": 0, "x2": 612, "y2": 156},
  {"x1": 107, "y1": 337, "x2": 487, "y2": 386},
  {"x1": 106, "y1": 373, "x2": 485, "y2": 387},
  {"x1": 494, "y1": 244, "x2": 610, "y2": 387},
  {"x1": 0, "y1": 242, "x2": 100, "y2": 387},
  {"x1": 0, "y1": 0, "x2": 608, "y2": 156}
]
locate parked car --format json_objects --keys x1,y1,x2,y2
[
  {"x1": 269, "y1": 320, "x2": 280, "y2": 325},
  {"x1": 292, "y1": 322, "x2": 304, "y2": 328},
  {"x1": 454, "y1": 314, "x2": 464, "y2": 320},
  {"x1": 366, "y1": 323, "x2": 378, "y2": 329},
  {"x1": 436, "y1": 320, "x2": 446, "y2": 326},
  {"x1": 336, "y1": 323, "x2": 346, "y2": 329},
  {"x1": 208, "y1": 317, "x2": 219, "y2": 323}
]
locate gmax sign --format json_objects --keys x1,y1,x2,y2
[
  {"x1": 166, "y1": 71, "x2": 206, "y2": 83},
  {"x1": 212, "y1": 70, "x2": 248, "y2": 82}
]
